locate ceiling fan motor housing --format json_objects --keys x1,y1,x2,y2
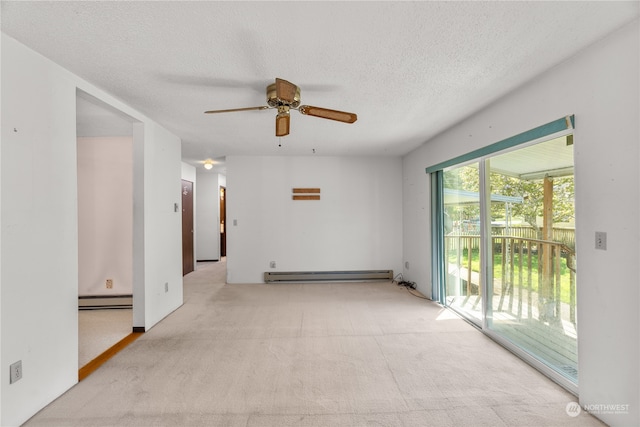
[{"x1": 266, "y1": 83, "x2": 301, "y2": 108}]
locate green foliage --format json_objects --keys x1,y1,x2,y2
[
  {"x1": 443, "y1": 164, "x2": 575, "y2": 236},
  {"x1": 443, "y1": 164, "x2": 481, "y2": 225},
  {"x1": 490, "y1": 174, "x2": 574, "y2": 234}
]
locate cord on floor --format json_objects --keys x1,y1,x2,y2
[{"x1": 392, "y1": 273, "x2": 430, "y2": 300}]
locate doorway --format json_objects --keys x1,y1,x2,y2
[
  {"x1": 220, "y1": 186, "x2": 226, "y2": 257},
  {"x1": 182, "y1": 179, "x2": 195, "y2": 275},
  {"x1": 76, "y1": 89, "x2": 137, "y2": 370}
]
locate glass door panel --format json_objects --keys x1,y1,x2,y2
[
  {"x1": 485, "y1": 136, "x2": 577, "y2": 382},
  {"x1": 443, "y1": 163, "x2": 482, "y2": 325}
]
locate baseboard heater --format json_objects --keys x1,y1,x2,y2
[
  {"x1": 264, "y1": 270, "x2": 393, "y2": 283},
  {"x1": 79, "y1": 295, "x2": 133, "y2": 310}
]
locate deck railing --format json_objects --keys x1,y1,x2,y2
[
  {"x1": 492, "y1": 226, "x2": 575, "y2": 250},
  {"x1": 445, "y1": 234, "x2": 576, "y2": 324}
]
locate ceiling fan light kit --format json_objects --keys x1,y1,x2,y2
[
  {"x1": 275, "y1": 105, "x2": 291, "y2": 137},
  {"x1": 205, "y1": 78, "x2": 357, "y2": 137}
]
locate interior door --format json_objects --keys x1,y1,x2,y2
[
  {"x1": 182, "y1": 180, "x2": 194, "y2": 275},
  {"x1": 220, "y1": 186, "x2": 226, "y2": 257}
]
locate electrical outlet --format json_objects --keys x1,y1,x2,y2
[
  {"x1": 106, "y1": 279, "x2": 113, "y2": 289},
  {"x1": 164, "y1": 282, "x2": 169, "y2": 293},
  {"x1": 595, "y1": 231, "x2": 607, "y2": 250},
  {"x1": 269, "y1": 261, "x2": 276, "y2": 268},
  {"x1": 10, "y1": 360, "x2": 22, "y2": 384},
  {"x1": 405, "y1": 261, "x2": 410, "y2": 269}
]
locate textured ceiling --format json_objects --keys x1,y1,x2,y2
[{"x1": 2, "y1": 1, "x2": 638, "y2": 169}]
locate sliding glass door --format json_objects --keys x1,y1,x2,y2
[
  {"x1": 442, "y1": 163, "x2": 483, "y2": 325},
  {"x1": 430, "y1": 117, "x2": 577, "y2": 389},
  {"x1": 485, "y1": 136, "x2": 577, "y2": 382}
]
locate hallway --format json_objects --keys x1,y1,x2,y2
[{"x1": 26, "y1": 260, "x2": 602, "y2": 426}]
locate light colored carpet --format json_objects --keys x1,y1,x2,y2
[
  {"x1": 79, "y1": 308, "x2": 132, "y2": 367},
  {"x1": 27, "y1": 260, "x2": 603, "y2": 426}
]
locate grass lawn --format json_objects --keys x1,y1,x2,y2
[{"x1": 447, "y1": 247, "x2": 575, "y2": 305}]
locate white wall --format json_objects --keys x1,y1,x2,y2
[
  {"x1": 78, "y1": 137, "x2": 133, "y2": 296},
  {"x1": 1, "y1": 33, "x2": 79, "y2": 427},
  {"x1": 196, "y1": 169, "x2": 222, "y2": 261},
  {"x1": 181, "y1": 162, "x2": 196, "y2": 182},
  {"x1": 140, "y1": 123, "x2": 183, "y2": 329},
  {"x1": 1, "y1": 34, "x2": 183, "y2": 426},
  {"x1": 402, "y1": 20, "x2": 639, "y2": 426},
  {"x1": 226, "y1": 156, "x2": 403, "y2": 283}
]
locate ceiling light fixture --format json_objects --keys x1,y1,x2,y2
[{"x1": 204, "y1": 159, "x2": 214, "y2": 170}]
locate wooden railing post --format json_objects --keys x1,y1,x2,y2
[
  {"x1": 568, "y1": 253, "x2": 576, "y2": 324},
  {"x1": 555, "y1": 245, "x2": 562, "y2": 321},
  {"x1": 508, "y1": 238, "x2": 515, "y2": 312},
  {"x1": 541, "y1": 176, "x2": 554, "y2": 322},
  {"x1": 478, "y1": 235, "x2": 482, "y2": 297},
  {"x1": 498, "y1": 238, "x2": 507, "y2": 311},
  {"x1": 517, "y1": 238, "x2": 524, "y2": 320},
  {"x1": 466, "y1": 236, "x2": 472, "y2": 296},
  {"x1": 527, "y1": 240, "x2": 533, "y2": 320}
]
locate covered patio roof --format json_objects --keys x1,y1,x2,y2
[{"x1": 489, "y1": 135, "x2": 574, "y2": 180}]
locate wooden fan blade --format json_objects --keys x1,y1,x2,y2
[
  {"x1": 204, "y1": 106, "x2": 269, "y2": 114},
  {"x1": 276, "y1": 112, "x2": 290, "y2": 137},
  {"x1": 298, "y1": 105, "x2": 357, "y2": 123},
  {"x1": 275, "y1": 78, "x2": 298, "y2": 103}
]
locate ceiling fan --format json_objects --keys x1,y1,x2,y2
[{"x1": 204, "y1": 78, "x2": 357, "y2": 137}]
